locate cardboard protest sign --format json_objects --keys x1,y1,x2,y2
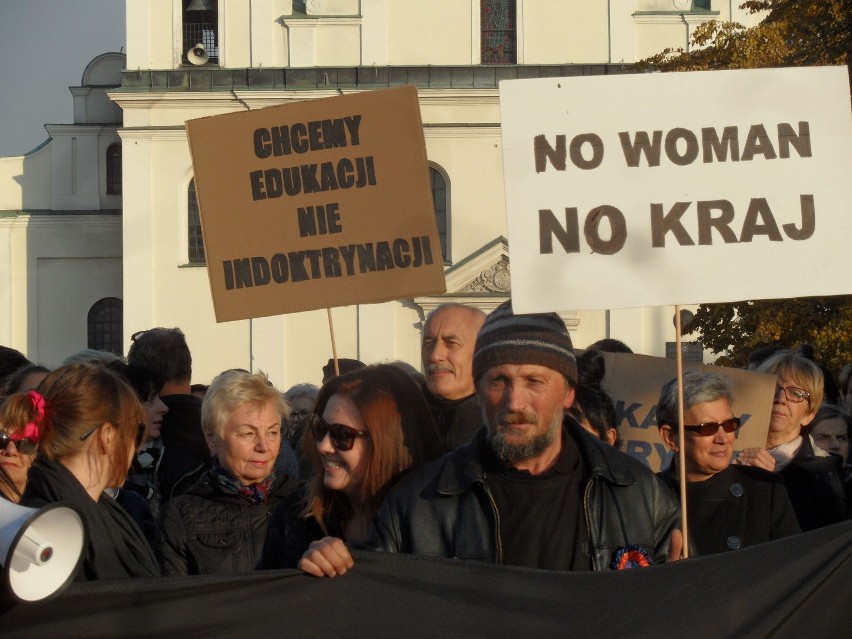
[
  {"x1": 186, "y1": 85, "x2": 446, "y2": 322},
  {"x1": 499, "y1": 66, "x2": 852, "y2": 314},
  {"x1": 596, "y1": 352, "x2": 776, "y2": 472}
]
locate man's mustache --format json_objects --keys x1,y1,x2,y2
[
  {"x1": 428, "y1": 364, "x2": 454, "y2": 375},
  {"x1": 500, "y1": 412, "x2": 538, "y2": 426}
]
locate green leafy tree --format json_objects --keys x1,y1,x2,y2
[{"x1": 640, "y1": 1, "x2": 852, "y2": 376}]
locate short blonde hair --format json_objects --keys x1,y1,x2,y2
[
  {"x1": 202, "y1": 370, "x2": 288, "y2": 439},
  {"x1": 758, "y1": 350, "x2": 824, "y2": 413}
]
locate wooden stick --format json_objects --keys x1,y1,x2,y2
[
  {"x1": 327, "y1": 308, "x2": 340, "y2": 377},
  {"x1": 674, "y1": 305, "x2": 689, "y2": 559}
]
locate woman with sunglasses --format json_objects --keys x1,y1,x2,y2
[
  {"x1": 737, "y1": 350, "x2": 847, "y2": 531},
  {"x1": 17, "y1": 362, "x2": 160, "y2": 580},
  {"x1": 656, "y1": 370, "x2": 800, "y2": 555},
  {"x1": 259, "y1": 364, "x2": 443, "y2": 571},
  {"x1": 158, "y1": 370, "x2": 300, "y2": 575},
  {"x1": 0, "y1": 390, "x2": 42, "y2": 502}
]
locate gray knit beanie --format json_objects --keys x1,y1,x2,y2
[{"x1": 472, "y1": 300, "x2": 577, "y2": 385}]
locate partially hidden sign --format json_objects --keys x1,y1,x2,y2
[
  {"x1": 598, "y1": 352, "x2": 776, "y2": 472},
  {"x1": 499, "y1": 66, "x2": 852, "y2": 314},
  {"x1": 186, "y1": 85, "x2": 446, "y2": 322}
]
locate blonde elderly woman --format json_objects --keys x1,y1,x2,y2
[
  {"x1": 735, "y1": 349, "x2": 847, "y2": 531},
  {"x1": 158, "y1": 370, "x2": 301, "y2": 575}
]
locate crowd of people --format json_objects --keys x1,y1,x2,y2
[{"x1": 0, "y1": 300, "x2": 849, "y2": 587}]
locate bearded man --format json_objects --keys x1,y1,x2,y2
[{"x1": 299, "y1": 300, "x2": 683, "y2": 576}]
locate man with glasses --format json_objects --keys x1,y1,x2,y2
[
  {"x1": 736, "y1": 350, "x2": 847, "y2": 531},
  {"x1": 657, "y1": 370, "x2": 800, "y2": 555},
  {"x1": 277, "y1": 383, "x2": 319, "y2": 478}
]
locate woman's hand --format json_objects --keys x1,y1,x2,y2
[
  {"x1": 298, "y1": 537, "x2": 355, "y2": 577},
  {"x1": 733, "y1": 447, "x2": 776, "y2": 472}
]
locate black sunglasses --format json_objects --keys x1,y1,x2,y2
[
  {"x1": 310, "y1": 415, "x2": 369, "y2": 451},
  {"x1": 0, "y1": 432, "x2": 37, "y2": 455},
  {"x1": 683, "y1": 417, "x2": 741, "y2": 437},
  {"x1": 80, "y1": 422, "x2": 146, "y2": 447}
]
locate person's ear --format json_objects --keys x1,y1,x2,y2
[
  {"x1": 800, "y1": 409, "x2": 817, "y2": 428},
  {"x1": 659, "y1": 425, "x2": 678, "y2": 452},
  {"x1": 563, "y1": 386, "x2": 576, "y2": 410},
  {"x1": 605, "y1": 428, "x2": 618, "y2": 447},
  {"x1": 96, "y1": 422, "x2": 114, "y2": 452},
  {"x1": 204, "y1": 428, "x2": 218, "y2": 456}
]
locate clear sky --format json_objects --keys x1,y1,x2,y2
[{"x1": 0, "y1": 0, "x2": 125, "y2": 157}]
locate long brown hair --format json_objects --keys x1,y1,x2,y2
[
  {"x1": 303, "y1": 364, "x2": 442, "y2": 529},
  {"x1": 23, "y1": 363, "x2": 145, "y2": 487}
]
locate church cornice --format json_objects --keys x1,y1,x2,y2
[{"x1": 115, "y1": 64, "x2": 634, "y2": 95}]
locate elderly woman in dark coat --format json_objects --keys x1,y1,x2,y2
[
  {"x1": 736, "y1": 350, "x2": 847, "y2": 531},
  {"x1": 158, "y1": 370, "x2": 300, "y2": 575},
  {"x1": 656, "y1": 369, "x2": 800, "y2": 555}
]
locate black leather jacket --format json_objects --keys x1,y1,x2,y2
[
  {"x1": 157, "y1": 470, "x2": 300, "y2": 575},
  {"x1": 370, "y1": 419, "x2": 682, "y2": 570}
]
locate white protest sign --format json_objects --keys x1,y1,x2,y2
[{"x1": 499, "y1": 66, "x2": 852, "y2": 314}]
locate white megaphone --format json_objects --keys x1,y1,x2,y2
[
  {"x1": 0, "y1": 500, "x2": 85, "y2": 602},
  {"x1": 187, "y1": 43, "x2": 209, "y2": 66}
]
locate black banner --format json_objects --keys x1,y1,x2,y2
[{"x1": 3, "y1": 520, "x2": 851, "y2": 637}]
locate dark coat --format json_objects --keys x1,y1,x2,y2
[
  {"x1": 659, "y1": 463, "x2": 801, "y2": 555},
  {"x1": 779, "y1": 435, "x2": 847, "y2": 532},
  {"x1": 369, "y1": 420, "x2": 682, "y2": 570},
  {"x1": 158, "y1": 394, "x2": 211, "y2": 505},
  {"x1": 421, "y1": 384, "x2": 482, "y2": 452},
  {"x1": 257, "y1": 486, "x2": 345, "y2": 570},
  {"x1": 22, "y1": 459, "x2": 160, "y2": 581},
  {"x1": 157, "y1": 469, "x2": 300, "y2": 575}
]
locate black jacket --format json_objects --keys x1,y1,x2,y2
[
  {"x1": 369, "y1": 420, "x2": 682, "y2": 570},
  {"x1": 22, "y1": 459, "x2": 160, "y2": 581},
  {"x1": 257, "y1": 486, "x2": 345, "y2": 570},
  {"x1": 778, "y1": 434, "x2": 847, "y2": 532},
  {"x1": 659, "y1": 463, "x2": 800, "y2": 555},
  {"x1": 157, "y1": 469, "x2": 300, "y2": 575},
  {"x1": 421, "y1": 384, "x2": 482, "y2": 452},
  {"x1": 158, "y1": 394, "x2": 212, "y2": 505}
]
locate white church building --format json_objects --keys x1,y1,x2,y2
[{"x1": 0, "y1": 1, "x2": 764, "y2": 386}]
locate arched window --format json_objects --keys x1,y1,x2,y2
[
  {"x1": 183, "y1": 0, "x2": 219, "y2": 65},
  {"x1": 106, "y1": 143, "x2": 121, "y2": 195},
  {"x1": 430, "y1": 167, "x2": 449, "y2": 264},
  {"x1": 481, "y1": 0, "x2": 516, "y2": 64},
  {"x1": 87, "y1": 297, "x2": 123, "y2": 356},
  {"x1": 188, "y1": 178, "x2": 206, "y2": 264}
]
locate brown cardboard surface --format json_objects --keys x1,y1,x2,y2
[
  {"x1": 597, "y1": 352, "x2": 775, "y2": 472},
  {"x1": 186, "y1": 85, "x2": 446, "y2": 322}
]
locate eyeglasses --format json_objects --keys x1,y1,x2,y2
[
  {"x1": 80, "y1": 422, "x2": 146, "y2": 447},
  {"x1": 286, "y1": 409, "x2": 312, "y2": 425},
  {"x1": 683, "y1": 417, "x2": 741, "y2": 437},
  {"x1": 0, "y1": 432, "x2": 37, "y2": 455},
  {"x1": 309, "y1": 415, "x2": 369, "y2": 451},
  {"x1": 775, "y1": 385, "x2": 810, "y2": 404}
]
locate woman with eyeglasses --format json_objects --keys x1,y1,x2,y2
[
  {"x1": 259, "y1": 364, "x2": 443, "y2": 573},
  {"x1": 656, "y1": 370, "x2": 800, "y2": 555},
  {"x1": 736, "y1": 350, "x2": 847, "y2": 531},
  {"x1": 0, "y1": 390, "x2": 42, "y2": 502},
  {"x1": 157, "y1": 370, "x2": 300, "y2": 575},
  {"x1": 17, "y1": 362, "x2": 160, "y2": 580}
]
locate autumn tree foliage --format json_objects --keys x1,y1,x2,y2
[{"x1": 640, "y1": 0, "x2": 852, "y2": 375}]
